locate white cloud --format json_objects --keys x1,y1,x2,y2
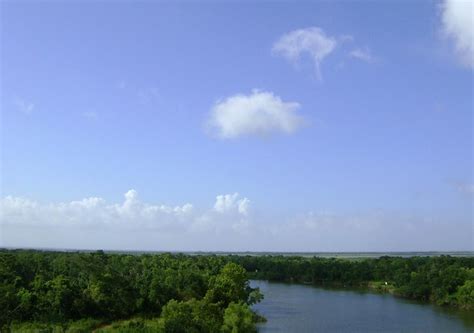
[
  {"x1": 0, "y1": 190, "x2": 194, "y2": 230},
  {"x1": 13, "y1": 98, "x2": 34, "y2": 115},
  {"x1": 1, "y1": 191, "x2": 471, "y2": 252},
  {"x1": 273, "y1": 27, "x2": 338, "y2": 79},
  {"x1": 237, "y1": 198, "x2": 251, "y2": 216},
  {"x1": 440, "y1": 0, "x2": 474, "y2": 69},
  {"x1": 0, "y1": 190, "x2": 250, "y2": 235},
  {"x1": 273, "y1": 27, "x2": 376, "y2": 78},
  {"x1": 208, "y1": 90, "x2": 303, "y2": 139},
  {"x1": 189, "y1": 193, "x2": 251, "y2": 234},
  {"x1": 213, "y1": 193, "x2": 250, "y2": 215},
  {"x1": 349, "y1": 47, "x2": 376, "y2": 63}
]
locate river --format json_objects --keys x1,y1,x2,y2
[{"x1": 250, "y1": 280, "x2": 474, "y2": 332}]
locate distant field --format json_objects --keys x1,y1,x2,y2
[
  {"x1": 3, "y1": 247, "x2": 474, "y2": 258},
  {"x1": 185, "y1": 251, "x2": 474, "y2": 258}
]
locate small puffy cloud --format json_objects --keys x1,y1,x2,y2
[
  {"x1": 440, "y1": 0, "x2": 474, "y2": 69},
  {"x1": 273, "y1": 27, "x2": 337, "y2": 79},
  {"x1": 191, "y1": 193, "x2": 251, "y2": 233},
  {"x1": 125, "y1": 189, "x2": 138, "y2": 201},
  {"x1": 208, "y1": 90, "x2": 303, "y2": 139},
  {"x1": 237, "y1": 198, "x2": 250, "y2": 216},
  {"x1": 213, "y1": 193, "x2": 250, "y2": 215},
  {"x1": 349, "y1": 47, "x2": 376, "y2": 63},
  {"x1": 13, "y1": 98, "x2": 34, "y2": 115}
]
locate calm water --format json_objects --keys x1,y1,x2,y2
[{"x1": 251, "y1": 280, "x2": 474, "y2": 333}]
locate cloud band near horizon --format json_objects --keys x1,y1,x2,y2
[{"x1": 1, "y1": 190, "x2": 471, "y2": 252}]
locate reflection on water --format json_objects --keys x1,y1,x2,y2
[{"x1": 251, "y1": 280, "x2": 474, "y2": 333}]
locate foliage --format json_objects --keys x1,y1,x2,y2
[
  {"x1": 455, "y1": 271, "x2": 474, "y2": 309},
  {"x1": 0, "y1": 250, "x2": 262, "y2": 331},
  {"x1": 205, "y1": 263, "x2": 248, "y2": 307},
  {"x1": 221, "y1": 302, "x2": 256, "y2": 333},
  {"x1": 2, "y1": 249, "x2": 472, "y2": 332}
]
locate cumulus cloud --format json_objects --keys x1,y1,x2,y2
[
  {"x1": 207, "y1": 90, "x2": 303, "y2": 139},
  {"x1": 0, "y1": 190, "x2": 194, "y2": 230},
  {"x1": 214, "y1": 193, "x2": 250, "y2": 215},
  {"x1": 1, "y1": 191, "x2": 471, "y2": 252},
  {"x1": 0, "y1": 190, "x2": 251, "y2": 235},
  {"x1": 440, "y1": 0, "x2": 474, "y2": 68},
  {"x1": 190, "y1": 193, "x2": 251, "y2": 234}
]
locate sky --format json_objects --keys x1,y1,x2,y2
[{"x1": 0, "y1": 0, "x2": 473, "y2": 252}]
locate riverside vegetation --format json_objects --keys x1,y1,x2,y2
[
  {"x1": 0, "y1": 250, "x2": 263, "y2": 332},
  {"x1": 231, "y1": 255, "x2": 474, "y2": 309},
  {"x1": 1, "y1": 250, "x2": 473, "y2": 332}
]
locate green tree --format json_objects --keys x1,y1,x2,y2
[
  {"x1": 455, "y1": 279, "x2": 474, "y2": 309},
  {"x1": 205, "y1": 263, "x2": 248, "y2": 307},
  {"x1": 221, "y1": 302, "x2": 256, "y2": 333},
  {"x1": 159, "y1": 299, "x2": 200, "y2": 333}
]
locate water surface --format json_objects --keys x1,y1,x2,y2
[{"x1": 251, "y1": 280, "x2": 474, "y2": 332}]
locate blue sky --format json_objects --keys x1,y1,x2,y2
[{"x1": 1, "y1": 1, "x2": 472, "y2": 251}]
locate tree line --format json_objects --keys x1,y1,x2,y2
[
  {"x1": 1, "y1": 250, "x2": 472, "y2": 332},
  {"x1": 0, "y1": 250, "x2": 263, "y2": 332}
]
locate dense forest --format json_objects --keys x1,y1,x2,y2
[
  {"x1": 0, "y1": 250, "x2": 263, "y2": 332},
  {"x1": 230, "y1": 255, "x2": 474, "y2": 309},
  {"x1": 1, "y1": 250, "x2": 473, "y2": 332}
]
